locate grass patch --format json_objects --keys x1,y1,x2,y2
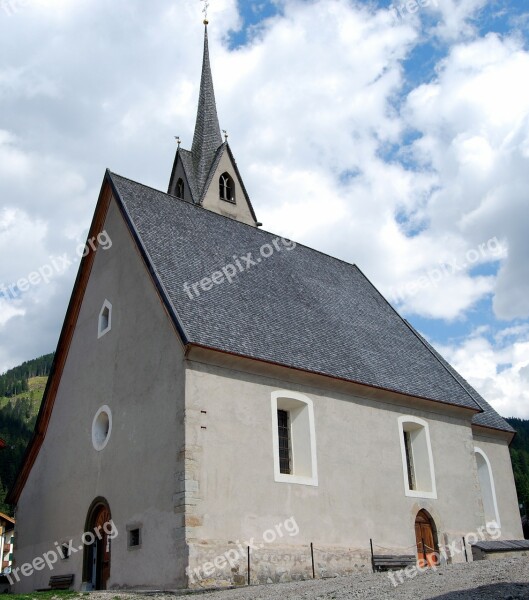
[{"x1": 0, "y1": 376, "x2": 47, "y2": 415}]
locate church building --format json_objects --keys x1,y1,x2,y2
[{"x1": 8, "y1": 22, "x2": 522, "y2": 592}]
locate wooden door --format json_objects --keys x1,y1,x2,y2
[
  {"x1": 415, "y1": 510, "x2": 437, "y2": 567},
  {"x1": 94, "y1": 506, "x2": 111, "y2": 589}
]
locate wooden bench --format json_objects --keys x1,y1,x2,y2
[
  {"x1": 372, "y1": 554, "x2": 416, "y2": 572},
  {"x1": 36, "y1": 574, "x2": 75, "y2": 591}
]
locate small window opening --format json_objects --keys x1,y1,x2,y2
[
  {"x1": 277, "y1": 409, "x2": 291, "y2": 475},
  {"x1": 404, "y1": 431, "x2": 416, "y2": 490},
  {"x1": 129, "y1": 528, "x2": 141, "y2": 548},
  {"x1": 98, "y1": 300, "x2": 112, "y2": 338},
  {"x1": 272, "y1": 391, "x2": 318, "y2": 486},
  {"x1": 219, "y1": 172, "x2": 235, "y2": 203},
  {"x1": 398, "y1": 416, "x2": 436, "y2": 498},
  {"x1": 100, "y1": 307, "x2": 109, "y2": 331},
  {"x1": 176, "y1": 178, "x2": 185, "y2": 199},
  {"x1": 61, "y1": 543, "x2": 70, "y2": 560}
]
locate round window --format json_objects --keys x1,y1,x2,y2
[{"x1": 92, "y1": 405, "x2": 112, "y2": 451}]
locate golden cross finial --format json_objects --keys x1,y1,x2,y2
[
  {"x1": 201, "y1": 0, "x2": 209, "y2": 24},
  {"x1": 175, "y1": 136, "x2": 181, "y2": 147},
  {"x1": 222, "y1": 130, "x2": 228, "y2": 142}
]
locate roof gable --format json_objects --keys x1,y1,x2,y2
[
  {"x1": 199, "y1": 143, "x2": 258, "y2": 225},
  {"x1": 168, "y1": 148, "x2": 199, "y2": 203}
]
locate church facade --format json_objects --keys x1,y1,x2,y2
[{"x1": 8, "y1": 24, "x2": 522, "y2": 592}]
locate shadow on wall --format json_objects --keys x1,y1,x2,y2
[{"x1": 431, "y1": 582, "x2": 529, "y2": 599}]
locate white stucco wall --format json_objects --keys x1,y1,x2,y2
[
  {"x1": 472, "y1": 431, "x2": 523, "y2": 540},
  {"x1": 13, "y1": 196, "x2": 187, "y2": 592},
  {"x1": 182, "y1": 356, "x2": 516, "y2": 585}
]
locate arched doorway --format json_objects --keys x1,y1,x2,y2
[
  {"x1": 415, "y1": 509, "x2": 438, "y2": 567},
  {"x1": 83, "y1": 498, "x2": 112, "y2": 590}
]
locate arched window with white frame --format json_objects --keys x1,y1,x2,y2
[
  {"x1": 475, "y1": 447, "x2": 501, "y2": 529},
  {"x1": 271, "y1": 390, "x2": 318, "y2": 486},
  {"x1": 398, "y1": 416, "x2": 437, "y2": 499}
]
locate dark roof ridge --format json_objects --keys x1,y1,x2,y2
[
  {"x1": 110, "y1": 170, "x2": 263, "y2": 234},
  {"x1": 109, "y1": 170, "x2": 368, "y2": 269},
  {"x1": 403, "y1": 320, "x2": 514, "y2": 434},
  {"x1": 198, "y1": 141, "x2": 226, "y2": 204},
  {"x1": 402, "y1": 319, "x2": 483, "y2": 414},
  {"x1": 106, "y1": 171, "x2": 191, "y2": 345}
]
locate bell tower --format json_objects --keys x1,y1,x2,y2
[{"x1": 168, "y1": 21, "x2": 259, "y2": 227}]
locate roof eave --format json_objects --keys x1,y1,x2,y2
[
  {"x1": 472, "y1": 422, "x2": 516, "y2": 443},
  {"x1": 186, "y1": 341, "x2": 483, "y2": 416}
]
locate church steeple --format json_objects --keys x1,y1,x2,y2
[
  {"x1": 167, "y1": 21, "x2": 259, "y2": 227},
  {"x1": 191, "y1": 23, "x2": 223, "y2": 196}
]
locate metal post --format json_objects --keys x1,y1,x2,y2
[
  {"x1": 462, "y1": 537, "x2": 468, "y2": 562},
  {"x1": 370, "y1": 538, "x2": 375, "y2": 573},
  {"x1": 247, "y1": 546, "x2": 251, "y2": 585},
  {"x1": 310, "y1": 542, "x2": 315, "y2": 579}
]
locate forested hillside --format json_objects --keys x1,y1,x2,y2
[
  {"x1": 0, "y1": 353, "x2": 54, "y2": 515},
  {"x1": 0, "y1": 353, "x2": 53, "y2": 398}
]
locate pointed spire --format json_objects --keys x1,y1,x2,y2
[{"x1": 191, "y1": 23, "x2": 223, "y2": 196}]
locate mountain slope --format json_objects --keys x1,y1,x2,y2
[{"x1": 0, "y1": 354, "x2": 54, "y2": 515}]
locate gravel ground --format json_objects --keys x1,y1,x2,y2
[{"x1": 78, "y1": 558, "x2": 529, "y2": 600}]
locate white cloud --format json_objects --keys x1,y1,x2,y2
[
  {"x1": 0, "y1": 0, "x2": 527, "y2": 420},
  {"x1": 399, "y1": 33, "x2": 529, "y2": 320},
  {"x1": 430, "y1": 0, "x2": 487, "y2": 41},
  {"x1": 437, "y1": 328, "x2": 529, "y2": 418}
]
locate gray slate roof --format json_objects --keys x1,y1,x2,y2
[
  {"x1": 190, "y1": 25, "x2": 223, "y2": 197},
  {"x1": 471, "y1": 540, "x2": 529, "y2": 552},
  {"x1": 177, "y1": 148, "x2": 199, "y2": 202},
  {"x1": 108, "y1": 172, "x2": 512, "y2": 432}
]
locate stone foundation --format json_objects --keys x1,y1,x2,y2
[{"x1": 187, "y1": 542, "x2": 373, "y2": 588}]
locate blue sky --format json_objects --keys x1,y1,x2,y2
[{"x1": 0, "y1": 0, "x2": 528, "y2": 416}]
